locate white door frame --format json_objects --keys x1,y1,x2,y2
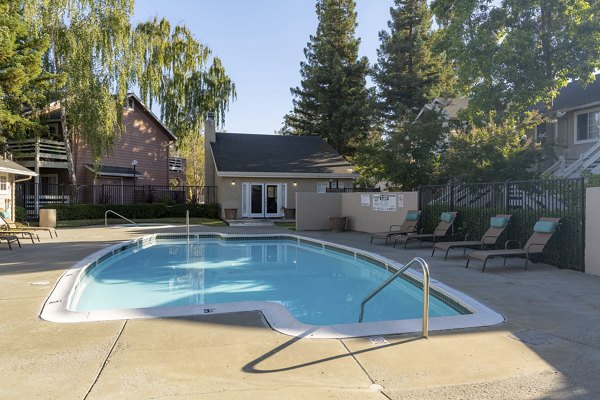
[{"x1": 242, "y1": 182, "x2": 287, "y2": 218}]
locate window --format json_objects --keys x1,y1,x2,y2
[
  {"x1": 124, "y1": 97, "x2": 134, "y2": 110},
  {"x1": 576, "y1": 110, "x2": 600, "y2": 141},
  {"x1": 317, "y1": 182, "x2": 327, "y2": 193},
  {"x1": 0, "y1": 175, "x2": 7, "y2": 192},
  {"x1": 535, "y1": 124, "x2": 546, "y2": 143}
]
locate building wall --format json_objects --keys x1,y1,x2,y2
[
  {"x1": 555, "y1": 108, "x2": 598, "y2": 160},
  {"x1": 215, "y1": 175, "x2": 354, "y2": 219},
  {"x1": 0, "y1": 172, "x2": 13, "y2": 219},
  {"x1": 585, "y1": 187, "x2": 600, "y2": 277},
  {"x1": 73, "y1": 101, "x2": 172, "y2": 186},
  {"x1": 296, "y1": 191, "x2": 418, "y2": 232}
]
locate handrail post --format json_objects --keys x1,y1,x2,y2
[
  {"x1": 104, "y1": 210, "x2": 138, "y2": 227},
  {"x1": 358, "y1": 257, "x2": 430, "y2": 338}
]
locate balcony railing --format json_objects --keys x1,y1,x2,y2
[
  {"x1": 169, "y1": 157, "x2": 184, "y2": 171},
  {"x1": 7, "y1": 139, "x2": 68, "y2": 169}
]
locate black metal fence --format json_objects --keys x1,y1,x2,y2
[
  {"x1": 419, "y1": 178, "x2": 585, "y2": 271},
  {"x1": 15, "y1": 183, "x2": 218, "y2": 219},
  {"x1": 326, "y1": 188, "x2": 381, "y2": 193}
]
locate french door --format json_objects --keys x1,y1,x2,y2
[{"x1": 242, "y1": 183, "x2": 287, "y2": 218}]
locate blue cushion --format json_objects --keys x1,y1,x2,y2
[
  {"x1": 533, "y1": 221, "x2": 557, "y2": 233},
  {"x1": 490, "y1": 217, "x2": 509, "y2": 228},
  {"x1": 0, "y1": 211, "x2": 9, "y2": 218},
  {"x1": 405, "y1": 211, "x2": 420, "y2": 221},
  {"x1": 440, "y1": 212, "x2": 455, "y2": 223}
]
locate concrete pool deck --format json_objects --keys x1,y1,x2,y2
[{"x1": 0, "y1": 224, "x2": 599, "y2": 399}]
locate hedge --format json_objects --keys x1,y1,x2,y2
[{"x1": 42, "y1": 203, "x2": 220, "y2": 220}]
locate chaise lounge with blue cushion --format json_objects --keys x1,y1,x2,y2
[
  {"x1": 432, "y1": 214, "x2": 512, "y2": 260},
  {"x1": 393, "y1": 211, "x2": 457, "y2": 249},
  {"x1": 465, "y1": 217, "x2": 561, "y2": 272},
  {"x1": 370, "y1": 210, "x2": 422, "y2": 244}
]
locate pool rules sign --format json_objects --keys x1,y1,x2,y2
[{"x1": 372, "y1": 194, "x2": 397, "y2": 211}]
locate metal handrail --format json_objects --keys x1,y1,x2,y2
[
  {"x1": 105, "y1": 210, "x2": 138, "y2": 227},
  {"x1": 358, "y1": 257, "x2": 430, "y2": 338}
]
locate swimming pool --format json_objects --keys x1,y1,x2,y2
[{"x1": 41, "y1": 234, "x2": 504, "y2": 338}]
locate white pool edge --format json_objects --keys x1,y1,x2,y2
[{"x1": 39, "y1": 233, "x2": 505, "y2": 339}]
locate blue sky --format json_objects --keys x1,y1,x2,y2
[{"x1": 133, "y1": 1, "x2": 395, "y2": 134}]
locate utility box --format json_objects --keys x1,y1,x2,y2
[{"x1": 39, "y1": 209, "x2": 57, "y2": 228}]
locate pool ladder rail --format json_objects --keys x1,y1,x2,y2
[
  {"x1": 105, "y1": 210, "x2": 139, "y2": 227},
  {"x1": 358, "y1": 257, "x2": 430, "y2": 338}
]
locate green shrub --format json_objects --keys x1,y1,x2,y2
[
  {"x1": 15, "y1": 206, "x2": 27, "y2": 222},
  {"x1": 43, "y1": 203, "x2": 220, "y2": 220}
]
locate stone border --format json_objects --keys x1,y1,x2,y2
[{"x1": 40, "y1": 233, "x2": 505, "y2": 339}]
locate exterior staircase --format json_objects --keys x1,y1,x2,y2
[{"x1": 544, "y1": 140, "x2": 600, "y2": 178}]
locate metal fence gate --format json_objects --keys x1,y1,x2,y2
[{"x1": 419, "y1": 178, "x2": 585, "y2": 271}]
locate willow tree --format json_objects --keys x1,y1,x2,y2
[
  {"x1": 23, "y1": 0, "x2": 134, "y2": 184},
  {"x1": 134, "y1": 18, "x2": 236, "y2": 188}
]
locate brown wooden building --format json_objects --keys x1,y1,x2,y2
[{"x1": 9, "y1": 94, "x2": 185, "y2": 188}]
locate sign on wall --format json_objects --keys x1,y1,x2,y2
[
  {"x1": 372, "y1": 194, "x2": 397, "y2": 211},
  {"x1": 361, "y1": 194, "x2": 370, "y2": 207},
  {"x1": 398, "y1": 194, "x2": 404, "y2": 208}
]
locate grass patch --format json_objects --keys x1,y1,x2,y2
[
  {"x1": 57, "y1": 217, "x2": 226, "y2": 228},
  {"x1": 274, "y1": 221, "x2": 296, "y2": 230}
]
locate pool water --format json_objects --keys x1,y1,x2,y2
[{"x1": 71, "y1": 239, "x2": 462, "y2": 325}]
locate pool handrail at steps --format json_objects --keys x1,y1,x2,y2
[
  {"x1": 105, "y1": 210, "x2": 138, "y2": 227},
  {"x1": 358, "y1": 257, "x2": 430, "y2": 338}
]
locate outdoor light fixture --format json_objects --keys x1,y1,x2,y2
[
  {"x1": 293, "y1": 182, "x2": 298, "y2": 186},
  {"x1": 131, "y1": 160, "x2": 138, "y2": 204},
  {"x1": 231, "y1": 181, "x2": 236, "y2": 186}
]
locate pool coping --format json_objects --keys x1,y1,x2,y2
[{"x1": 39, "y1": 233, "x2": 505, "y2": 339}]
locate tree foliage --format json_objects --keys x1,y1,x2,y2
[
  {"x1": 0, "y1": 0, "x2": 54, "y2": 142},
  {"x1": 442, "y1": 116, "x2": 540, "y2": 183},
  {"x1": 431, "y1": 0, "x2": 600, "y2": 121},
  {"x1": 134, "y1": 18, "x2": 236, "y2": 139},
  {"x1": 285, "y1": 0, "x2": 372, "y2": 157},
  {"x1": 364, "y1": 0, "x2": 453, "y2": 189}
]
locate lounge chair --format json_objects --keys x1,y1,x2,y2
[
  {"x1": 431, "y1": 214, "x2": 512, "y2": 260},
  {"x1": 0, "y1": 234, "x2": 21, "y2": 250},
  {"x1": 393, "y1": 211, "x2": 457, "y2": 249},
  {"x1": 465, "y1": 217, "x2": 561, "y2": 272},
  {"x1": 0, "y1": 213, "x2": 57, "y2": 238},
  {"x1": 370, "y1": 210, "x2": 422, "y2": 244}
]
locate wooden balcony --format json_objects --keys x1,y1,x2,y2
[
  {"x1": 7, "y1": 139, "x2": 69, "y2": 169},
  {"x1": 169, "y1": 157, "x2": 185, "y2": 172}
]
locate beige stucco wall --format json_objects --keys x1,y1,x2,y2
[
  {"x1": 295, "y1": 192, "x2": 342, "y2": 231},
  {"x1": 215, "y1": 175, "x2": 353, "y2": 219},
  {"x1": 295, "y1": 191, "x2": 418, "y2": 232},
  {"x1": 585, "y1": 187, "x2": 600, "y2": 276},
  {"x1": 340, "y1": 192, "x2": 418, "y2": 233}
]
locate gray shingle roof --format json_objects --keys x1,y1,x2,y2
[
  {"x1": 553, "y1": 74, "x2": 600, "y2": 111},
  {"x1": 210, "y1": 133, "x2": 357, "y2": 176},
  {"x1": 0, "y1": 158, "x2": 37, "y2": 176}
]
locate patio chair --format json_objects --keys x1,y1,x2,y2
[
  {"x1": 465, "y1": 217, "x2": 561, "y2": 272},
  {"x1": 0, "y1": 234, "x2": 21, "y2": 250},
  {"x1": 0, "y1": 213, "x2": 57, "y2": 239},
  {"x1": 393, "y1": 211, "x2": 458, "y2": 249},
  {"x1": 431, "y1": 214, "x2": 512, "y2": 260},
  {"x1": 370, "y1": 210, "x2": 422, "y2": 244}
]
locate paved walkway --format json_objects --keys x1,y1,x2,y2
[{"x1": 1, "y1": 224, "x2": 599, "y2": 399}]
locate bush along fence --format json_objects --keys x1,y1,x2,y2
[
  {"x1": 15, "y1": 183, "x2": 217, "y2": 219},
  {"x1": 45, "y1": 203, "x2": 220, "y2": 221},
  {"x1": 419, "y1": 178, "x2": 585, "y2": 271}
]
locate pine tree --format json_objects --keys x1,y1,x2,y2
[
  {"x1": 0, "y1": 0, "x2": 53, "y2": 142},
  {"x1": 284, "y1": 0, "x2": 372, "y2": 157},
  {"x1": 373, "y1": 0, "x2": 452, "y2": 123},
  {"x1": 370, "y1": 0, "x2": 453, "y2": 189}
]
